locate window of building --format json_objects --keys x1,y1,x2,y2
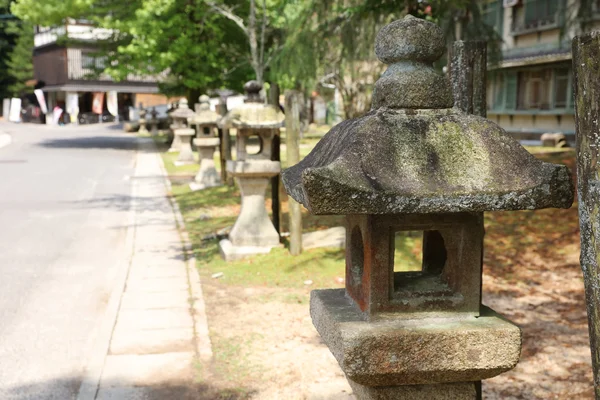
[
  {"x1": 517, "y1": 69, "x2": 551, "y2": 110},
  {"x1": 81, "y1": 52, "x2": 106, "y2": 70},
  {"x1": 524, "y1": 0, "x2": 559, "y2": 27},
  {"x1": 554, "y1": 68, "x2": 569, "y2": 108},
  {"x1": 482, "y1": 0, "x2": 504, "y2": 35}
]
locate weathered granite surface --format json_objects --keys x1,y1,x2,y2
[
  {"x1": 283, "y1": 108, "x2": 573, "y2": 214},
  {"x1": 190, "y1": 95, "x2": 221, "y2": 127},
  {"x1": 219, "y1": 81, "x2": 284, "y2": 130},
  {"x1": 347, "y1": 380, "x2": 477, "y2": 400},
  {"x1": 311, "y1": 289, "x2": 521, "y2": 387},
  {"x1": 282, "y1": 15, "x2": 573, "y2": 215}
]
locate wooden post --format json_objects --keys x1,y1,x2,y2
[
  {"x1": 269, "y1": 83, "x2": 282, "y2": 236},
  {"x1": 573, "y1": 31, "x2": 600, "y2": 400},
  {"x1": 450, "y1": 41, "x2": 487, "y2": 117},
  {"x1": 216, "y1": 98, "x2": 232, "y2": 185},
  {"x1": 285, "y1": 90, "x2": 303, "y2": 255},
  {"x1": 450, "y1": 40, "x2": 486, "y2": 400}
]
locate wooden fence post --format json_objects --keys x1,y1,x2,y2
[
  {"x1": 217, "y1": 97, "x2": 232, "y2": 185},
  {"x1": 268, "y1": 83, "x2": 282, "y2": 235},
  {"x1": 285, "y1": 90, "x2": 302, "y2": 255},
  {"x1": 450, "y1": 41, "x2": 487, "y2": 117},
  {"x1": 573, "y1": 31, "x2": 600, "y2": 400},
  {"x1": 450, "y1": 40, "x2": 486, "y2": 400}
]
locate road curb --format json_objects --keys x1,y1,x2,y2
[
  {"x1": 0, "y1": 133, "x2": 12, "y2": 149},
  {"x1": 76, "y1": 140, "x2": 139, "y2": 400},
  {"x1": 155, "y1": 142, "x2": 214, "y2": 365}
]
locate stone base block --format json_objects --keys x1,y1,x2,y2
[
  {"x1": 219, "y1": 239, "x2": 279, "y2": 261},
  {"x1": 174, "y1": 160, "x2": 194, "y2": 167},
  {"x1": 347, "y1": 379, "x2": 477, "y2": 400},
  {"x1": 189, "y1": 181, "x2": 221, "y2": 192},
  {"x1": 311, "y1": 289, "x2": 521, "y2": 387}
]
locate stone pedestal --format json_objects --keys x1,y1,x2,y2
[
  {"x1": 168, "y1": 125, "x2": 182, "y2": 152},
  {"x1": 190, "y1": 137, "x2": 221, "y2": 191},
  {"x1": 139, "y1": 113, "x2": 148, "y2": 134},
  {"x1": 174, "y1": 128, "x2": 195, "y2": 164},
  {"x1": 219, "y1": 160, "x2": 281, "y2": 261}
]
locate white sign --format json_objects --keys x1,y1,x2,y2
[
  {"x1": 66, "y1": 92, "x2": 79, "y2": 123},
  {"x1": 107, "y1": 91, "x2": 118, "y2": 117},
  {"x1": 8, "y1": 98, "x2": 21, "y2": 122},
  {"x1": 34, "y1": 89, "x2": 47, "y2": 114}
]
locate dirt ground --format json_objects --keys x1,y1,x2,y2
[
  {"x1": 200, "y1": 251, "x2": 594, "y2": 400},
  {"x1": 189, "y1": 150, "x2": 594, "y2": 399}
]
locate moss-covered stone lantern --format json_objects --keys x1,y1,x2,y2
[
  {"x1": 169, "y1": 98, "x2": 196, "y2": 164},
  {"x1": 218, "y1": 80, "x2": 285, "y2": 261},
  {"x1": 282, "y1": 16, "x2": 573, "y2": 399},
  {"x1": 189, "y1": 95, "x2": 222, "y2": 191}
]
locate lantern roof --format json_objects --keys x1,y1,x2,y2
[
  {"x1": 282, "y1": 16, "x2": 573, "y2": 215},
  {"x1": 219, "y1": 81, "x2": 284, "y2": 130},
  {"x1": 170, "y1": 98, "x2": 196, "y2": 120},
  {"x1": 189, "y1": 95, "x2": 221, "y2": 126}
]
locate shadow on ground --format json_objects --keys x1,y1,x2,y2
[
  {"x1": 37, "y1": 136, "x2": 143, "y2": 152},
  {"x1": 1, "y1": 377, "x2": 254, "y2": 400}
]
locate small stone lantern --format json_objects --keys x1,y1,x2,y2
[
  {"x1": 218, "y1": 80, "x2": 285, "y2": 261},
  {"x1": 167, "y1": 101, "x2": 181, "y2": 152},
  {"x1": 189, "y1": 95, "x2": 222, "y2": 191},
  {"x1": 282, "y1": 16, "x2": 573, "y2": 399},
  {"x1": 150, "y1": 107, "x2": 158, "y2": 136},
  {"x1": 169, "y1": 98, "x2": 196, "y2": 164},
  {"x1": 138, "y1": 106, "x2": 148, "y2": 134}
]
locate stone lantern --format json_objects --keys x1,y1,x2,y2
[
  {"x1": 282, "y1": 16, "x2": 573, "y2": 399},
  {"x1": 189, "y1": 95, "x2": 222, "y2": 191},
  {"x1": 138, "y1": 106, "x2": 148, "y2": 134},
  {"x1": 218, "y1": 80, "x2": 285, "y2": 261},
  {"x1": 150, "y1": 107, "x2": 158, "y2": 136},
  {"x1": 169, "y1": 98, "x2": 196, "y2": 164},
  {"x1": 167, "y1": 102, "x2": 181, "y2": 152}
]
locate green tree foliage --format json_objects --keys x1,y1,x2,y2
[
  {"x1": 272, "y1": 0, "x2": 502, "y2": 118},
  {"x1": 6, "y1": 18, "x2": 33, "y2": 97}
]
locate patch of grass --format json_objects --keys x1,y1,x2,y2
[{"x1": 211, "y1": 331, "x2": 264, "y2": 384}]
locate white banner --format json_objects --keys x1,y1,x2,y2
[
  {"x1": 8, "y1": 98, "x2": 21, "y2": 122},
  {"x1": 66, "y1": 92, "x2": 79, "y2": 122},
  {"x1": 107, "y1": 91, "x2": 118, "y2": 117},
  {"x1": 34, "y1": 89, "x2": 47, "y2": 114}
]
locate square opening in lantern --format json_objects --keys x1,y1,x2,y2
[{"x1": 392, "y1": 230, "x2": 453, "y2": 296}]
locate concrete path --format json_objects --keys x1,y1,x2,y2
[
  {"x1": 0, "y1": 122, "x2": 211, "y2": 400},
  {"x1": 0, "y1": 122, "x2": 137, "y2": 399},
  {"x1": 80, "y1": 138, "x2": 212, "y2": 399}
]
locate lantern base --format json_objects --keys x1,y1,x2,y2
[
  {"x1": 218, "y1": 239, "x2": 280, "y2": 261},
  {"x1": 347, "y1": 379, "x2": 478, "y2": 400},
  {"x1": 310, "y1": 289, "x2": 521, "y2": 387}
]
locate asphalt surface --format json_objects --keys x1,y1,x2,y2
[{"x1": 0, "y1": 122, "x2": 138, "y2": 399}]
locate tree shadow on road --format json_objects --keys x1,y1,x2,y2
[
  {"x1": 1, "y1": 377, "x2": 255, "y2": 400},
  {"x1": 37, "y1": 136, "x2": 144, "y2": 152}
]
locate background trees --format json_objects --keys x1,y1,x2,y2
[{"x1": 9, "y1": 0, "x2": 500, "y2": 117}]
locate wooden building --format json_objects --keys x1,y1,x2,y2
[
  {"x1": 483, "y1": 0, "x2": 598, "y2": 144},
  {"x1": 33, "y1": 20, "x2": 166, "y2": 123}
]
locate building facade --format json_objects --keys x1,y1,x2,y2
[
  {"x1": 483, "y1": 0, "x2": 595, "y2": 144},
  {"x1": 33, "y1": 20, "x2": 166, "y2": 123}
]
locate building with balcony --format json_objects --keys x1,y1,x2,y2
[
  {"x1": 483, "y1": 0, "x2": 594, "y2": 144},
  {"x1": 33, "y1": 20, "x2": 167, "y2": 122}
]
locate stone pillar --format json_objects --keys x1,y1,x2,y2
[
  {"x1": 138, "y1": 108, "x2": 148, "y2": 134},
  {"x1": 150, "y1": 107, "x2": 158, "y2": 136},
  {"x1": 174, "y1": 128, "x2": 195, "y2": 164},
  {"x1": 189, "y1": 95, "x2": 223, "y2": 191},
  {"x1": 191, "y1": 137, "x2": 221, "y2": 190},
  {"x1": 282, "y1": 15, "x2": 574, "y2": 400},
  {"x1": 168, "y1": 98, "x2": 197, "y2": 161},
  {"x1": 573, "y1": 30, "x2": 600, "y2": 399},
  {"x1": 218, "y1": 81, "x2": 285, "y2": 261}
]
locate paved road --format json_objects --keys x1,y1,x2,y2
[{"x1": 0, "y1": 122, "x2": 138, "y2": 400}]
